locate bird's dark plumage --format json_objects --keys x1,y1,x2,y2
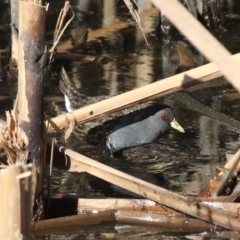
[{"x1": 105, "y1": 104, "x2": 179, "y2": 155}]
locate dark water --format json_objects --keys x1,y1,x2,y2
[{"x1": 1, "y1": 0, "x2": 240, "y2": 239}]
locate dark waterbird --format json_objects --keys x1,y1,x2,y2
[
  {"x1": 106, "y1": 104, "x2": 184, "y2": 155},
  {"x1": 59, "y1": 67, "x2": 184, "y2": 155}
]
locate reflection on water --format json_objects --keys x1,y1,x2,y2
[{"x1": 1, "y1": 0, "x2": 240, "y2": 238}]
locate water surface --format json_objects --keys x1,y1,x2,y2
[{"x1": 1, "y1": 0, "x2": 240, "y2": 238}]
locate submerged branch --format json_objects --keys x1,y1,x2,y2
[
  {"x1": 32, "y1": 210, "x2": 115, "y2": 231},
  {"x1": 171, "y1": 92, "x2": 240, "y2": 132}
]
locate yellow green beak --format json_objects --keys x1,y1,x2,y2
[{"x1": 171, "y1": 118, "x2": 185, "y2": 133}]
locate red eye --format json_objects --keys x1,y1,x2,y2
[{"x1": 161, "y1": 114, "x2": 168, "y2": 120}]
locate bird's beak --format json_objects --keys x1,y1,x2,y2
[{"x1": 170, "y1": 118, "x2": 185, "y2": 133}]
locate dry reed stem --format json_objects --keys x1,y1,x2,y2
[
  {"x1": 49, "y1": 1, "x2": 74, "y2": 64},
  {"x1": 50, "y1": 197, "x2": 239, "y2": 215},
  {"x1": 0, "y1": 111, "x2": 27, "y2": 164}
]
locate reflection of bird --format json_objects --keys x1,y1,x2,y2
[
  {"x1": 106, "y1": 104, "x2": 184, "y2": 155},
  {"x1": 59, "y1": 67, "x2": 107, "y2": 112}
]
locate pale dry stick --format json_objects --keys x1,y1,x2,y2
[
  {"x1": 75, "y1": 198, "x2": 181, "y2": 214},
  {"x1": 50, "y1": 11, "x2": 74, "y2": 53},
  {"x1": 53, "y1": 1, "x2": 70, "y2": 41},
  {"x1": 46, "y1": 53, "x2": 240, "y2": 133},
  {"x1": 46, "y1": 138, "x2": 55, "y2": 217},
  {"x1": 74, "y1": 198, "x2": 239, "y2": 215},
  {"x1": 61, "y1": 148, "x2": 240, "y2": 231},
  {"x1": 49, "y1": 2, "x2": 74, "y2": 64},
  {"x1": 151, "y1": 0, "x2": 240, "y2": 92}
]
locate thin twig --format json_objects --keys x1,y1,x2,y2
[{"x1": 49, "y1": 2, "x2": 75, "y2": 64}]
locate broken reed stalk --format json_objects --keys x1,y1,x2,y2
[
  {"x1": 49, "y1": 1, "x2": 74, "y2": 64},
  {"x1": 59, "y1": 148, "x2": 240, "y2": 231},
  {"x1": 46, "y1": 53, "x2": 240, "y2": 133},
  {"x1": 212, "y1": 149, "x2": 240, "y2": 197},
  {"x1": 151, "y1": 0, "x2": 240, "y2": 92},
  {"x1": 50, "y1": 197, "x2": 182, "y2": 215},
  {"x1": 199, "y1": 149, "x2": 240, "y2": 197},
  {"x1": 226, "y1": 181, "x2": 240, "y2": 202},
  {"x1": 0, "y1": 111, "x2": 28, "y2": 165},
  {"x1": 17, "y1": 0, "x2": 47, "y2": 213},
  {"x1": 0, "y1": 165, "x2": 32, "y2": 240}
]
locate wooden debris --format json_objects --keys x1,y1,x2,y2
[
  {"x1": 57, "y1": 147, "x2": 240, "y2": 231},
  {"x1": 32, "y1": 209, "x2": 223, "y2": 233},
  {"x1": 50, "y1": 197, "x2": 181, "y2": 215},
  {"x1": 33, "y1": 196, "x2": 240, "y2": 232},
  {"x1": 0, "y1": 111, "x2": 27, "y2": 165},
  {"x1": 50, "y1": 197, "x2": 240, "y2": 215},
  {"x1": 49, "y1": 1, "x2": 74, "y2": 64}
]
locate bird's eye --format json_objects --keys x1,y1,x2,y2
[{"x1": 161, "y1": 114, "x2": 168, "y2": 120}]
